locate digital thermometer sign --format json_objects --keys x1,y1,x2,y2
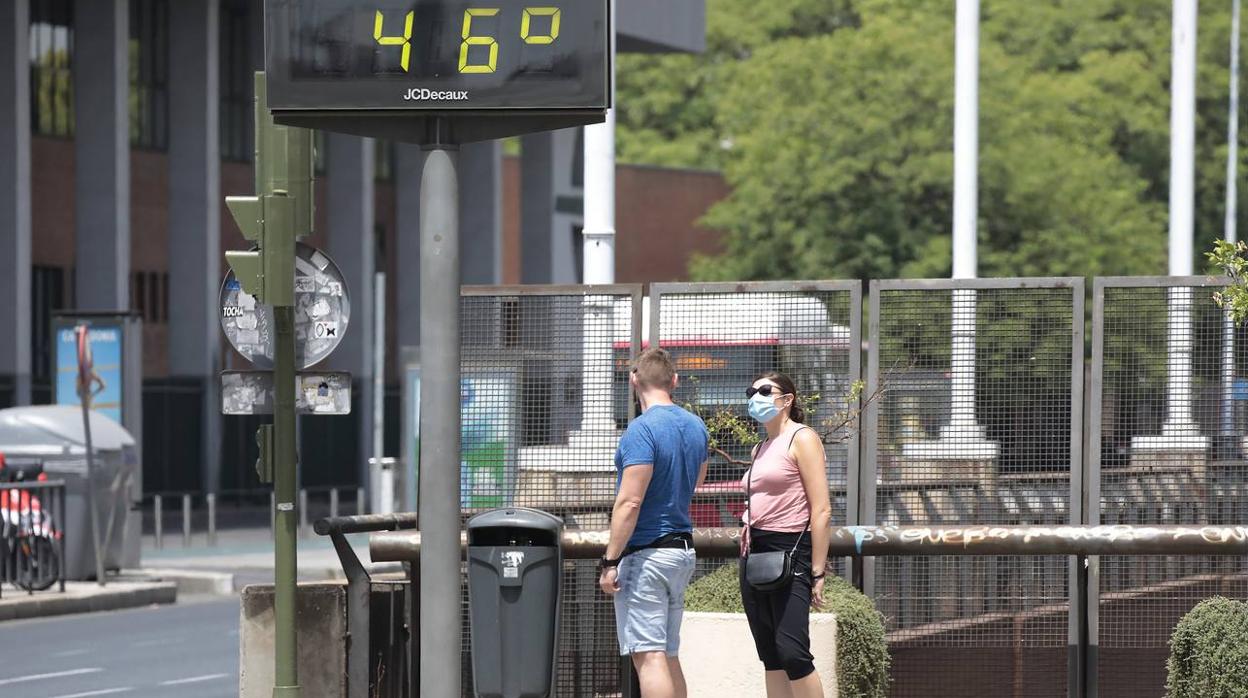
[{"x1": 265, "y1": 0, "x2": 609, "y2": 114}]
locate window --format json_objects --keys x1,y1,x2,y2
[
  {"x1": 131, "y1": 271, "x2": 168, "y2": 325},
  {"x1": 220, "y1": 0, "x2": 253, "y2": 162},
  {"x1": 31, "y1": 266, "x2": 66, "y2": 383},
  {"x1": 129, "y1": 0, "x2": 169, "y2": 149},
  {"x1": 29, "y1": 0, "x2": 74, "y2": 138}
]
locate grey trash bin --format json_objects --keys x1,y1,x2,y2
[{"x1": 466, "y1": 507, "x2": 563, "y2": 698}]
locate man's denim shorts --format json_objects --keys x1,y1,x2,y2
[{"x1": 613, "y1": 547, "x2": 696, "y2": 656}]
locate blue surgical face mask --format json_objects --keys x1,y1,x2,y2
[{"x1": 748, "y1": 393, "x2": 781, "y2": 423}]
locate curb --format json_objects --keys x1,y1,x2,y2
[
  {"x1": 0, "y1": 581, "x2": 178, "y2": 623},
  {"x1": 137, "y1": 568, "x2": 237, "y2": 596}
]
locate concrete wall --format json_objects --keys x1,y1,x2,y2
[
  {"x1": 679, "y1": 611, "x2": 838, "y2": 697},
  {"x1": 239, "y1": 582, "x2": 347, "y2": 698}
]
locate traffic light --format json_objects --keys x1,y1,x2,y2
[{"x1": 225, "y1": 74, "x2": 313, "y2": 308}]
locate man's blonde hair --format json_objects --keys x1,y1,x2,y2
[{"x1": 632, "y1": 348, "x2": 676, "y2": 392}]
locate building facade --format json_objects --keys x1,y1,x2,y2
[{"x1": 1, "y1": 0, "x2": 706, "y2": 498}]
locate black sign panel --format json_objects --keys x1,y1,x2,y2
[{"x1": 266, "y1": 0, "x2": 609, "y2": 112}]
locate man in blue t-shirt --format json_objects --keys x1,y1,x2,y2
[{"x1": 598, "y1": 348, "x2": 708, "y2": 698}]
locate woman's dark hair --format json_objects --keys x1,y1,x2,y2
[{"x1": 754, "y1": 371, "x2": 804, "y2": 423}]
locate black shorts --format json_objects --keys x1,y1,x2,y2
[{"x1": 738, "y1": 528, "x2": 816, "y2": 681}]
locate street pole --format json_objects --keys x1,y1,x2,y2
[
  {"x1": 225, "y1": 73, "x2": 313, "y2": 698},
  {"x1": 582, "y1": 0, "x2": 616, "y2": 287},
  {"x1": 1221, "y1": 0, "x2": 1241, "y2": 449},
  {"x1": 419, "y1": 140, "x2": 461, "y2": 698}
]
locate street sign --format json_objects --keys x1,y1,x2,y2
[
  {"x1": 219, "y1": 242, "x2": 351, "y2": 369},
  {"x1": 264, "y1": 0, "x2": 610, "y2": 142},
  {"x1": 221, "y1": 371, "x2": 353, "y2": 415}
]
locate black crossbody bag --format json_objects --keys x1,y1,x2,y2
[{"x1": 742, "y1": 428, "x2": 810, "y2": 592}]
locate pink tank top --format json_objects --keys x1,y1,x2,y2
[{"x1": 741, "y1": 425, "x2": 811, "y2": 533}]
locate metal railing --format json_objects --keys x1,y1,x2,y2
[
  {"x1": 364, "y1": 523, "x2": 1248, "y2": 698},
  {"x1": 0, "y1": 479, "x2": 67, "y2": 597}
]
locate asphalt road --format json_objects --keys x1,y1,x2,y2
[{"x1": 0, "y1": 596, "x2": 239, "y2": 698}]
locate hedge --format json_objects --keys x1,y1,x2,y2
[
  {"x1": 684, "y1": 564, "x2": 891, "y2": 697},
  {"x1": 1167, "y1": 596, "x2": 1248, "y2": 698}
]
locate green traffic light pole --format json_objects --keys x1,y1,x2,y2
[{"x1": 225, "y1": 73, "x2": 314, "y2": 698}]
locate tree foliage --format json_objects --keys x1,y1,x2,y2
[{"x1": 615, "y1": 0, "x2": 1248, "y2": 281}]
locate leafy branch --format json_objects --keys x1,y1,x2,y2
[
  {"x1": 682, "y1": 375, "x2": 888, "y2": 468},
  {"x1": 1209, "y1": 239, "x2": 1248, "y2": 323}
]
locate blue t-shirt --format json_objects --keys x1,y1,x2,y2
[{"x1": 614, "y1": 404, "x2": 709, "y2": 548}]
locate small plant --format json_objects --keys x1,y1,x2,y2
[
  {"x1": 1166, "y1": 596, "x2": 1248, "y2": 698},
  {"x1": 684, "y1": 564, "x2": 891, "y2": 697},
  {"x1": 1208, "y1": 239, "x2": 1248, "y2": 323}
]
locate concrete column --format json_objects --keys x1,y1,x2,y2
[
  {"x1": 73, "y1": 0, "x2": 129, "y2": 310},
  {"x1": 326, "y1": 134, "x2": 376, "y2": 490},
  {"x1": 395, "y1": 144, "x2": 424, "y2": 350},
  {"x1": 459, "y1": 141, "x2": 502, "y2": 285},
  {"x1": 520, "y1": 132, "x2": 554, "y2": 284},
  {"x1": 168, "y1": 0, "x2": 221, "y2": 493},
  {"x1": 520, "y1": 128, "x2": 582, "y2": 283},
  {"x1": 0, "y1": 0, "x2": 32, "y2": 405}
]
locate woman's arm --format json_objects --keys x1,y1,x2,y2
[{"x1": 793, "y1": 428, "x2": 831, "y2": 576}]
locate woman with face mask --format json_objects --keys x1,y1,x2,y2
[{"x1": 738, "y1": 371, "x2": 832, "y2": 698}]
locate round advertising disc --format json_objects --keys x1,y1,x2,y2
[{"x1": 219, "y1": 242, "x2": 351, "y2": 370}]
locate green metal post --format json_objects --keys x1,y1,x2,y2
[{"x1": 225, "y1": 72, "x2": 313, "y2": 698}]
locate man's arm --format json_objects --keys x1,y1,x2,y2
[
  {"x1": 605, "y1": 464, "x2": 654, "y2": 561},
  {"x1": 696, "y1": 459, "x2": 709, "y2": 489}
]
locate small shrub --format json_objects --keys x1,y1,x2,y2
[
  {"x1": 1166, "y1": 596, "x2": 1248, "y2": 698},
  {"x1": 685, "y1": 564, "x2": 891, "y2": 697}
]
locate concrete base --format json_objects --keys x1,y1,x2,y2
[
  {"x1": 239, "y1": 582, "x2": 347, "y2": 698},
  {"x1": 0, "y1": 579, "x2": 176, "y2": 622},
  {"x1": 1130, "y1": 435, "x2": 1209, "y2": 472},
  {"x1": 901, "y1": 438, "x2": 999, "y2": 462},
  {"x1": 136, "y1": 568, "x2": 236, "y2": 595},
  {"x1": 678, "y1": 611, "x2": 838, "y2": 697}
]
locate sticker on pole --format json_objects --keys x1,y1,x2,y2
[
  {"x1": 219, "y1": 242, "x2": 351, "y2": 369},
  {"x1": 220, "y1": 370, "x2": 353, "y2": 415}
]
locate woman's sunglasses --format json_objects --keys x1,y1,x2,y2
[{"x1": 746, "y1": 385, "x2": 786, "y2": 399}]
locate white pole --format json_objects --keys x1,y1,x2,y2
[
  {"x1": 1165, "y1": 0, "x2": 1201, "y2": 437},
  {"x1": 943, "y1": 0, "x2": 991, "y2": 450},
  {"x1": 372, "y1": 271, "x2": 387, "y2": 512},
  {"x1": 1171, "y1": 0, "x2": 1198, "y2": 278},
  {"x1": 579, "y1": 0, "x2": 617, "y2": 436},
  {"x1": 1222, "y1": 0, "x2": 1241, "y2": 444},
  {"x1": 952, "y1": 0, "x2": 979, "y2": 281},
  {"x1": 582, "y1": 0, "x2": 616, "y2": 286}
]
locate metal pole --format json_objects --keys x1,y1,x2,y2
[
  {"x1": 356, "y1": 486, "x2": 365, "y2": 516},
  {"x1": 419, "y1": 142, "x2": 461, "y2": 698},
  {"x1": 154, "y1": 494, "x2": 162, "y2": 550},
  {"x1": 299, "y1": 489, "x2": 308, "y2": 539},
  {"x1": 79, "y1": 376, "x2": 105, "y2": 586},
  {"x1": 274, "y1": 302, "x2": 300, "y2": 697},
  {"x1": 1171, "y1": 0, "x2": 1198, "y2": 278},
  {"x1": 182, "y1": 493, "x2": 191, "y2": 548},
  {"x1": 373, "y1": 272, "x2": 386, "y2": 510},
  {"x1": 1222, "y1": 0, "x2": 1242, "y2": 451},
  {"x1": 207, "y1": 492, "x2": 216, "y2": 547},
  {"x1": 953, "y1": 0, "x2": 979, "y2": 281},
  {"x1": 582, "y1": 0, "x2": 616, "y2": 286},
  {"x1": 330, "y1": 487, "x2": 339, "y2": 520}
]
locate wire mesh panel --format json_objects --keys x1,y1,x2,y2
[
  {"x1": 1092, "y1": 278, "x2": 1248, "y2": 696},
  {"x1": 650, "y1": 282, "x2": 861, "y2": 538},
  {"x1": 458, "y1": 285, "x2": 640, "y2": 697},
  {"x1": 867, "y1": 280, "x2": 1081, "y2": 698}
]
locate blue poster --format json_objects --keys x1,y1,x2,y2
[{"x1": 55, "y1": 324, "x2": 124, "y2": 424}]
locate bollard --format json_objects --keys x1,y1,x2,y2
[
  {"x1": 356, "y1": 487, "x2": 365, "y2": 516},
  {"x1": 154, "y1": 494, "x2": 163, "y2": 550},
  {"x1": 330, "y1": 487, "x2": 339, "y2": 520},
  {"x1": 299, "y1": 489, "x2": 309, "y2": 539},
  {"x1": 207, "y1": 493, "x2": 217, "y2": 547},
  {"x1": 270, "y1": 492, "x2": 276, "y2": 541},
  {"x1": 182, "y1": 494, "x2": 192, "y2": 548}
]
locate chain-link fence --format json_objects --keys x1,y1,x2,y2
[
  {"x1": 433, "y1": 277, "x2": 1248, "y2": 698},
  {"x1": 459, "y1": 285, "x2": 640, "y2": 698},
  {"x1": 864, "y1": 279, "x2": 1082, "y2": 698},
  {"x1": 1091, "y1": 277, "x2": 1248, "y2": 697}
]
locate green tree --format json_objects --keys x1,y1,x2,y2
[{"x1": 615, "y1": 0, "x2": 1248, "y2": 282}]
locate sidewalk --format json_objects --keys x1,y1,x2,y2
[{"x1": 0, "y1": 526, "x2": 394, "y2": 621}]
